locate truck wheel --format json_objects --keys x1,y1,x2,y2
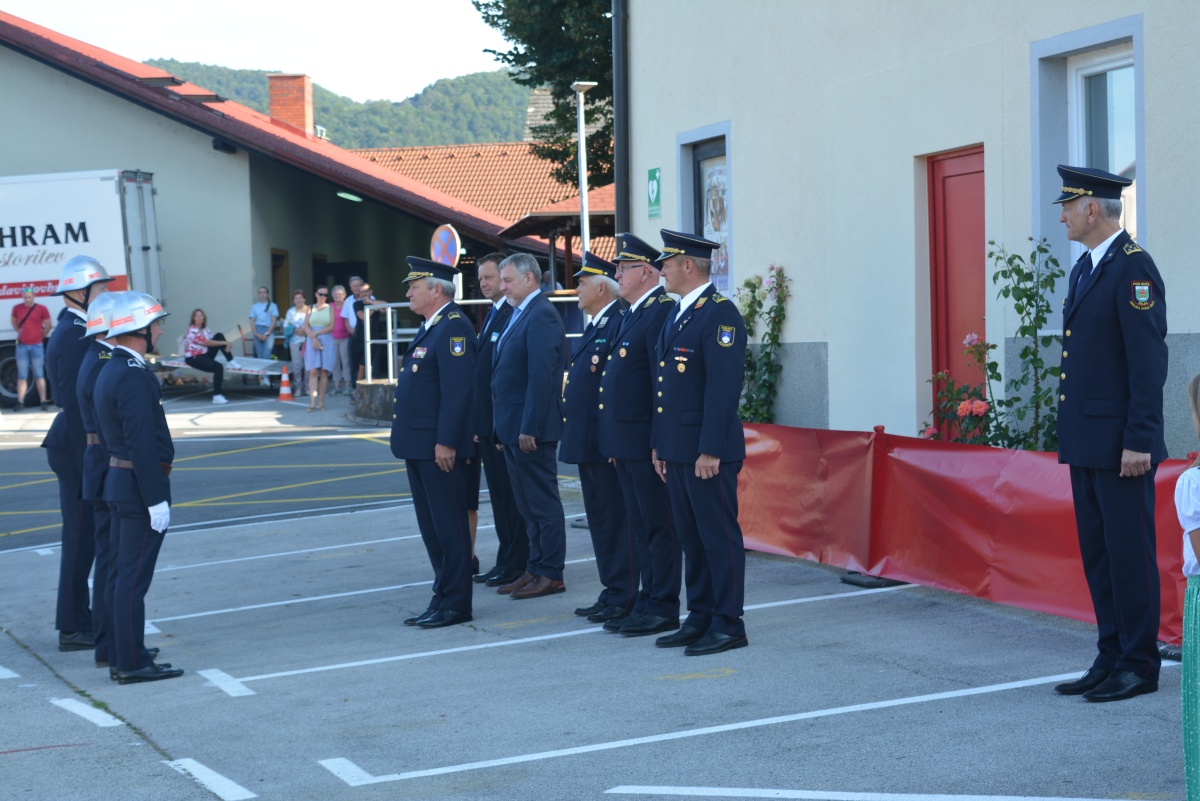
[{"x1": 0, "y1": 343, "x2": 18, "y2": 408}]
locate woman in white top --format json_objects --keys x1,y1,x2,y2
[
  {"x1": 1176, "y1": 371, "x2": 1200, "y2": 800},
  {"x1": 248, "y1": 286, "x2": 279, "y2": 379},
  {"x1": 283, "y1": 289, "x2": 309, "y2": 396}
]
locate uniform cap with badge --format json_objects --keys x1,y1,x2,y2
[
  {"x1": 613, "y1": 232, "x2": 664, "y2": 265},
  {"x1": 1051, "y1": 165, "x2": 1133, "y2": 205},
  {"x1": 573, "y1": 251, "x2": 617, "y2": 280},
  {"x1": 404, "y1": 256, "x2": 461, "y2": 283},
  {"x1": 656, "y1": 229, "x2": 720, "y2": 262}
]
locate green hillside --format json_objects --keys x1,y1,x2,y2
[{"x1": 144, "y1": 59, "x2": 530, "y2": 149}]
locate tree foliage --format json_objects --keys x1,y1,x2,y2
[
  {"x1": 145, "y1": 59, "x2": 530, "y2": 149},
  {"x1": 473, "y1": 0, "x2": 614, "y2": 186}
]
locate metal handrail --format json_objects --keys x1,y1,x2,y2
[{"x1": 361, "y1": 293, "x2": 582, "y2": 383}]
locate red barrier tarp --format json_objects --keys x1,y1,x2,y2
[{"x1": 738, "y1": 424, "x2": 1185, "y2": 644}]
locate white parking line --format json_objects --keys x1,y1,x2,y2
[
  {"x1": 149, "y1": 579, "x2": 435, "y2": 625},
  {"x1": 0, "y1": 665, "x2": 18, "y2": 679},
  {"x1": 317, "y1": 671, "x2": 1084, "y2": 785},
  {"x1": 156, "y1": 535, "x2": 421, "y2": 573},
  {"x1": 164, "y1": 759, "x2": 257, "y2": 800},
  {"x1": 50, "y1": 697, "x2": 124, "y2": 727},
  {"x1": 605, "y1": 788, "x2": 1137, "y2": 801}
]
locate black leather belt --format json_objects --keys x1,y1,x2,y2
[{"x1": 109, "y1": 457, "x2": 172, "y2": 477}]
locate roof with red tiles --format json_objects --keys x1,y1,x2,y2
[{"x1": 0, "y1": 11, "x2": 549, "y2": 254}]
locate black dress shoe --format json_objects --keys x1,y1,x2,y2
[
  {"x1": 621, "y1": 615, "x2": 680, "y2": 637},
  {"x1": 404, "y1": 609, "x2": 435, "y2": 626},
  {"x1": 604, "y1": 614, "x2": 636, "y2": 632},
  {"x1": 471, "y1": 555, "x2": 480, "y2": 575},
  {"x1": 684, "y1": 631, "x2": 749, "y2": 656},
  {"x1": 1082, "y1": 670, "x2": 1158, "y2": 702},
  {"x1": 58, "y1": 631, "x2": 97, "y2": 651},
  {"x1": 475, "y1": 565, "x2": 502, "y2": 584},
  {"x1": 575, "y1": 601, "x2": 607, "y2": 617},
  {"x1": 415, "y1": 610, "x2": 473, "y2": 629},
  {"x1": 1054, "y1": 667, "x2": 1111, "y2": 695},
  {"x1": 588, "y1": 605, "x2": 630, "y2": 623},
  {"x1": 656, "y1": 625, "x2": 706, "y2": 648},
  {"x1": 117, "y1": 663, "x2": 184, "y2": 684},
  {"x1": 486, "y1": 568, "x2": 524, "y2": 588}
]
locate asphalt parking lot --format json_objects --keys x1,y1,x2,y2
[{"x1": 0, "y1": 390, "x2": 1186, "y2": 801}]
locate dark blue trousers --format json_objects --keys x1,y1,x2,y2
[
  {"x1": 1069, "y1": 465, "x2": 1162, "y2": 680},
  {"x1": 578, "y1": 461, "x2": 636, "y2": 609},
  {"x1": 616, "y1": 458, "x2": 681, "y2": 619},
  {"x1": 109, "y1": 505, "x2": 164, "y2": 673},
  {"x1": 479, "y1": 438, "x2": 527, "y2": 572},
  {"x1": 666, "y1": 460, "x2": 745, "y2": 638},
  {"x1": 47, "y1": 446, "x2": 94, "y2": 633},
  {"x1": 406, "y1": 458, "x2": 473, "y2": 613},
  {"x1": 90, "y1": 501, "x2": 115, "y2": 663},
  {"x1": 503, "y1": 442, "x2": 566, "y2": 580}
]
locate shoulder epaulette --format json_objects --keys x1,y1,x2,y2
[
  {"x1": 658, "y1": 295, "x2": 674, "y2": 303},
  {"x1": 99, "y1": 350, "x2": 111, "y2": 360},
  {"x1": 448, "y1": 311, "x2": 461, "y2": 320},
  {"x1": 712, "y1": 294, "x2": 728, "y2": 303},
  {"x1": 1124, "y1": 242, "x2": 1143, "y2": 256}
]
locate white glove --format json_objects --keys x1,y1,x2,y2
[{"x1": 148, "y1": 501, "x2": 170, "y2": 532}]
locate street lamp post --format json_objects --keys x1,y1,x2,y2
[{"x1": 570, "y1": 80, "x2": 598, "y2": 256}]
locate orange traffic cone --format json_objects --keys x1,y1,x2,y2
[{"x1": 277, "y1": 366, "x2": 294, "y2": 401}]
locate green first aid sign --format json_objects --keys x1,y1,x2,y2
[{"x1": 647, "y1": 168, "x2": 661, "y2": 219}]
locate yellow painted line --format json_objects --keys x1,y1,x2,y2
[
  {"x1": 175, "y1": 468, "x2": 406, "y2": 507},
  {"x1": 354, "y1": 434, "x2": 391, "y2": 446},
  {"x1": 494, "y1": 614, "x2": 577, "y2": 630},
  {"x1": 0, "y1": 523, "x2": 59, "y2": 538},
  {"x1": 0, "y1": 472, "x2": 54, "y2": 477},
  {"x1": 183, "y1": 494, "x2": 409, "y2": 506},
  {"x1": 0, "y1": 478, "x2": 57, "y2": 491},
  {"x1": 655, "y1": 668, "x2": 737, "y2": 681},
  {"x1": 173, "y1": 438, "x2": 313, "y2": 463},
  {"x1": 0, "y1": 509, "x2": 58, "y2": 516}
]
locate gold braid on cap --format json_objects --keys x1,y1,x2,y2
[
  {"x1": 1061, "y1": 186, "x2": 1093, "y2": 196},
  {"x1": 580, "y1": 266, "x2": 604, "y2": 275},
  {"x1": 661, "y1": 246, "x2": 686, "y2": 255},
  {"x1": 406, "y1": 271, "x2": 434, "y2": 280}
]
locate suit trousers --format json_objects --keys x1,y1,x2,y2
[
  {"x1": 109, "y1": 504, "x2": 165, "y2": 673},
  {"x1": 479, "y1": 439, "x2": 527, "y2": 571},
  {"x1": 503, "y1": 442, "x2": 567, "y2": 580},
  {"x1": 405, "y1": 458, "x2": 473, "y2": 613},
  {"x1": 578, "y1": 461, "x2": 636, "y2": 609},
  {"x1": 90, "y1": 501, "x2": 115, "y2": 662},
  {"x1": 615, "y1": 458, "x2": 681, "y2": 618},
  {"x1": 665, "y1": 460, "x2": 746, "y2": 638},
  {"x1": 47, "y1": 446, "x2": 94, "y2": 633},
  {"x1": 1069, "y1": 465, "x2": 1162, "y2": 680}
]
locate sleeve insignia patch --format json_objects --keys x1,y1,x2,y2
[
  {"x1": 1124, "y1": 242, "x2": 1143, "y2": 256},
  {"x1": 1130, "y1": 281, "x2": 1154, "y2": 310},
  {"x1": 717, "y1": 325, "x2": 735, "y2": 347},
  {"x1": 450, "y1": 337, "x2": 466, "y2": 355}
]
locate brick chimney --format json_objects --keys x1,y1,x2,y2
[{"x1": 268, "y1": 74, "x2": 313, "y2": 136}]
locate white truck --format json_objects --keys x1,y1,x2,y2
[{"x1": 0, "y1": 169, "x2": 163, "y2": 406}]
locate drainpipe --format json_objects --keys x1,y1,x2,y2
[{"x1": 612, "y1": 0, "x2": 630, "y2": 234}]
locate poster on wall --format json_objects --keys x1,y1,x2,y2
[{"x1": 699, "y1": 157, "x2": 731, "y2": 292}]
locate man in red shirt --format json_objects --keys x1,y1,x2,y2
[{"x1": 11, "y1": 287, "x2": 52, "y2": 410}]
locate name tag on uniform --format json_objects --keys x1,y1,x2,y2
[{"x1": 490, "y1": 331, "x2": 500, "y2": 343}]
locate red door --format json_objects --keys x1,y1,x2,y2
[{"x1": 928, "y1": 147, "x2": 985, "y2": 396}]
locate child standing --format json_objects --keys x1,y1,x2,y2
[{"x1": 1176, "y1": 372, "x2": 1200, "y2": 800}]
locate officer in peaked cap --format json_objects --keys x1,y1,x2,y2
[
  {"x1": 597, "y1": 233, "x2": 683, "y2": 636},
  {"x1": 560, "y1": 253, "x2": 636, "y2": 626},
  {"x1": 44, "y1": 256, "x2": 115, "y2": 653},
  {"x1": 391, "y1": 257, "x2": 477, "y2": 629},
  {"x1": 652, "y1": 229, "x2": 749, "y2": 656},
  {"x1": 1050, "y1": 164, "x2": 1167, "y2": 703},
  {"x1": 94, "y1": 292, "x2": 181, "y2": 684}
]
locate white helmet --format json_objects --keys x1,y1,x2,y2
[
  {"x1": 107, "y1": 292, "x2": 170, "y2": 338},
  {"x1": 84, "y1": 291, "x2": 125, "y2": 337},
  {"x1": 53, "y1": 255, "x2": 115, "y2": 296}
]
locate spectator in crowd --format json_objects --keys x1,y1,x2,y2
[
  {"x1": 182, "y1": 308, "x2": 239, "y2": 405},
  {"x1": 304, "y1": 285, "x2": 335, "y2": 411},
  {"x1": 351, "y1": 282, "x2": 385, "y2": 404},
  {"x1": 1176, "y1": 372, "x2": 1200, "y2": 796},
  {"x1": 330, "y1": 284, "x2": 352, "y2": 396},
  {"x1": 342, "y1": 276, "x2": 364, "y2": 395},
  {"x1": 540, "y1": 269, "x2": 563, "y2": 293},
  {"x1": 10, "y1": 286, "x2": 52, "y2": 411},
  {"x1": 248, "y1": 286, "x2": 278, "y2": 386},
  {"x1": 283, "y1": 289, "x2": 309, "y2": 396}
]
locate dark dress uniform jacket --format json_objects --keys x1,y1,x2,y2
[
  {"x1": 652, "y1": 285, "x2": 747, "y2": 463},
  {"x1": 76, "y1": 341, "x2": 114, "y2": 501},
  {"x1": 390, "y1": 304, "x2": 477, "y2": 459},
  {"x1": 598, "y1": 287, "x2": 675, "y2": 461},
  {"x1": 43, "y1": 311, "x2": 91, "y2": 458},
  {"x1": 471, "y1": 302, "x2": 514, "y2": 442},
  {"x1": 560, "y1": 301, "x2": 623, "y2": 465},
  {"x1": 491, "y1": 292, "x2": 567, "y2": 445},
  {"x1": 1057, "y1": 230, "x2": 1168, "y2": 468},
  {"x1": 94, "y1": 353, "x2": 174, "y2": 508}
]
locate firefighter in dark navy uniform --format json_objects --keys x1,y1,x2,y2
[
  {"x1": 1050, "y1": 165, "x2": 1167, "y2": 703},
  {"x1": 598, "y1": 233, "x2": 681, "y2": 636},
  {"x1": 43, "y1": 255, "x2": 115, "y2": 652},
  {"x1": 652, "y1": 229, "x2": 749, "y2": 656},
  {"x1": 560, "y1": 253, "x2": 636, "y2": 627},
  {"x1": 390, "y1": 257, "x2": 477, "y2": 629},
  {"x1": 94, "y1": 292, "x2": 181, "y2": 684}
]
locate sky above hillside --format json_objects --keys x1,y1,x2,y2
[{"x1": 3, "y1": 0, "x2": 513, "y2": 102}]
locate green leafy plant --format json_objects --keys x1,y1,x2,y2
[
  {"x1": 738, "y1": 263, "x2": 791, "y2": 423},
  {"x1": 922, "y1": 238, "x2": 1063, "y2": 451}
]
